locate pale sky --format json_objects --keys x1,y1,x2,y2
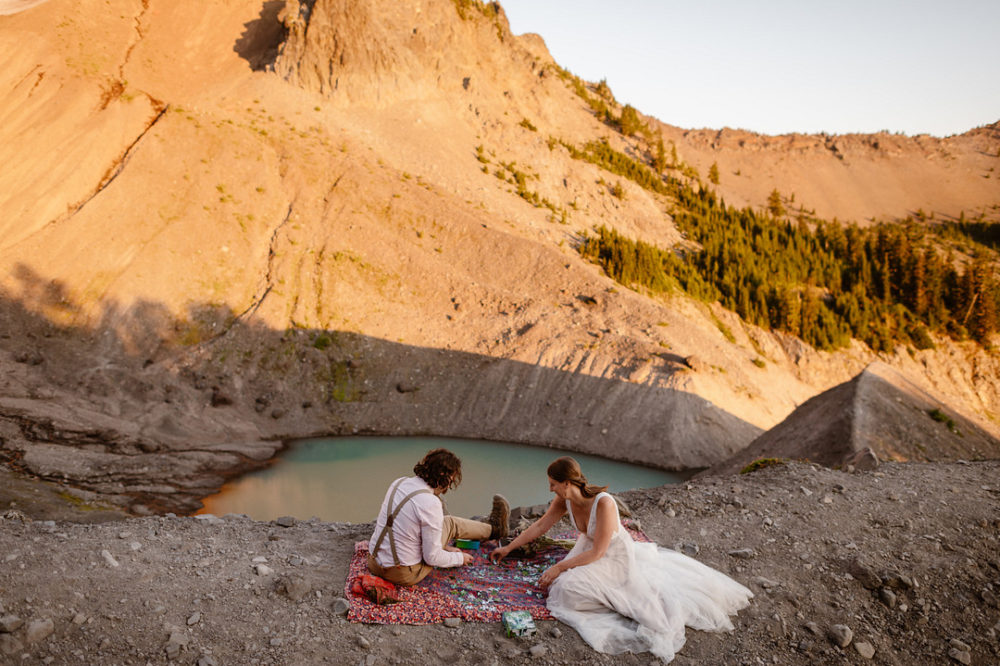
[{"x1": 500, "y1": 0, "x2": 1000, "y2": 138}]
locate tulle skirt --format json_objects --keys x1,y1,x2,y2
[{"x1": 546, "y1": 535, "x2": 753, "y2": 662}]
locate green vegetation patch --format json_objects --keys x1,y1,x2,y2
[
  {"x1": 927, "y1": 408, "x2": 961, "y2": 435},
  {"x1": 740, "y1": 458, "x2": 787, "y2": 475}
]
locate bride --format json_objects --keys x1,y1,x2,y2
[{"x1": 490, "y1": 457, "x2": 753, "y2": 662}]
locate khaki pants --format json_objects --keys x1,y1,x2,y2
[{"x1": 367, "y1": 515, "x2": 491, "y2": 586}]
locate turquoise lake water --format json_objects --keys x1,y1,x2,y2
[{"x1": 197, "y1": 436, "x2": 684, "y2": 523}]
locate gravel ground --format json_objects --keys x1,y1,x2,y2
[{"x1": 2, "y1": 459, "x2": 999, "y2": 665}]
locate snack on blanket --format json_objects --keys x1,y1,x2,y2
[{"x1": 501, "y1": 610, "x2": 537, "y2": 637}]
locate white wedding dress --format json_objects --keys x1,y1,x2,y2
[{"x1": 546, "y1": 492, "x2": 753, "y2": 662}]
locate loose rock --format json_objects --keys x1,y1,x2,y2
[
  {"x1": 25, "y1": 618, "x2": 54, "y2": 644},
  {"x1": 276, "y1": 575, "x2": 311, "y2": 602},
  {"x1": 948, "y1": 648, "x2": 972, "y2": 665},
  {"x1": 827, "y1": 624, "x2": 853, "y2": 648},
  {"x1": 0, "y1": 634, "x2": 23, "y2": 657},
  {"x1": 854, "y1": 641, "x2": 875, "y2": 659},
  {"x1": 528, "y1": 644, "x2": 548, "y2": 658},
  {"x1": 101, "y1": 550, "x2": 119, "y2": 568},
  {"x1": 332, "y1": 597, "x2": 350, "y2": 615},
  {"x1": 0, "y1": 615, "x2": 23, "y2": 633}
]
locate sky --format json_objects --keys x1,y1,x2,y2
[{"x1": 499, "y1": 0, "x2": 1000, "y2": 138}]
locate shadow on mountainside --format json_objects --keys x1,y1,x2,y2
[
  {"x1": 234, "y1": 0, "x2": 288, "y2": 71},
  {"x1": 0, "y1": 265, "x2": 759, "y2": 516}
]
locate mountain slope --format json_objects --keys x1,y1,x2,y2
[{"x1": 0, "y1": 0, "x2": 997, "y2": 512}]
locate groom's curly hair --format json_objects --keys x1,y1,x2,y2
[{"x1": 414, "y1": 448, "x2": 462, "y2": 491}]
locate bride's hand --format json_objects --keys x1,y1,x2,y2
[
  {"x1": 489, "y1": 545, "x2": 509, "y2": 564},
  {"x1": 538, "y1": 564, "x2": 563, "y2": 588}
]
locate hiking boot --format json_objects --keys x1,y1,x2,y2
[{"x1": 488, "y1": 494, "x2": 510, "y2": 540}]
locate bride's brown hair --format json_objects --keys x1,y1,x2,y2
[{"x1": 547, "y1": 456, "x2": 608, "y2": 498}]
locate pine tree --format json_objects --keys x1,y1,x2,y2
[
  {"x1": 708, "y1": 162, "x2": 720, "y2": 185},
  {"x1": 619, "y1": 105, "x2": 642, "y2": 137},
  {"x1": 767, "y1": 189, "x2": 785, "y2": 218}
]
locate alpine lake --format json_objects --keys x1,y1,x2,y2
[{"x1": 197, "y1": 436, "x2": 686, "y2": 523}]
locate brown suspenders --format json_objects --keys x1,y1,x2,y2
[{"x1": 371, "y1": 478, "x2": 433, "y2": 566}]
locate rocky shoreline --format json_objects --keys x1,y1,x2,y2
[{"x1": 2, "y1": 460, "x2": 999, "y2": 664}]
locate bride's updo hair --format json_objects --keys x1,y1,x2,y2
[
  {"x1": 414, "y1": 448, "x2": 462, "y2": 491},
  {"x1": 547, "y1": 456, "x2": 608, "y2": 498}
]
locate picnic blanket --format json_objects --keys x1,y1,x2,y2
[{"x1": 346, "y1": 520, "x2": 651, "y2": 624}]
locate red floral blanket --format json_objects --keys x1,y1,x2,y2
[{"x1": 346, "y1": 521, "x2": 650, "y2": 624}]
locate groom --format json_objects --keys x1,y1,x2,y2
[{"x1": 367, "y1": 447, "x2": 510, "y2": 586}]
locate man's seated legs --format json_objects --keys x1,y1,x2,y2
[{"x1": 367, "y1": 553, "x2": 433, "y2": 587}]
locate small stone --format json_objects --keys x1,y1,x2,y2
[
  {"x1": 332, "y1": 597, "x2": 350, "y2": 615},
  {"x1": 101, "y1": 550, "x2": 120, "y2": 568},
  {"x1": 187, "y1": 612, "x2": 201, "y2": 626},
  {"x1": 197, "y1": 656, "x2": 219, "y2": 666},
  {"x1": 0, "y1": 634, "x2": 24, "y2": 657},
  {"x1": 275, "y1": 516, "x2": 296, "y2": 528},
  {"x1": 72, "y1": 614, "x2": 86, "y2": 625},
  {"x1": 948, "y1": 648, "x2": 972, "y2": 665},
  {"x1": 357, "y1": 636, "x2": 371, "y2": 649},
  {"x1": 665, "y1": 509, "x2": 676, "y2": 518},
  {"x1": 550, "y1": 627, "x2": 562, "y2": 638},
  {"x1": 878, "y1": 588, "x2": 897, "y2": 608},
  {"x1": 673, "y1": 541, "x2": 699, "y2": 556},
  {"x1": 254, "y1": 564, "x2": 274, "y2": 576},
  {"x1": 804, "y1": 622, "x2": 821, "y2": 636},
  {"x1": 754, "y1": 577, "x2": 779, "y2": 590},
  {"x1": 277, "y1": 576, "x2": 311, "y2": 602},
  {"x1": 165, "y1": 630, "x2": 189, "y2": 659},
  {"x1": 25, "y1": 618, "x2": 54, "y2": 644},
  {"x1": 270, "y1": 637, "x2": 283, "y2": 647},
  {"x1": 800, "y1": 486, "x2": 813, "y2": 497},
  {"x1": 129, "y1": 541, "x2": 141, "y2": 551},
  {"x1": 827, "y1": 624, "x2": 853, "y2": 648},
  {"x1": 528, "y1": 644, "x2": 548, "y2": 658},
  {"x1": 949, "y1": 639, "x2": 971, "y2": 652},
  {"x1": 728, "y1": 548, "x2": 756, "y2": 559},
  {"x1": 821, "y1": 495, "x2": 834, "y2": 504},
  {"x1": 0, "y1": 615, "x2": 23, "y2": 633},
  {"x1": 847, "y1": 558, "x2": 881, "y2": 590},
  {"x1": 443, "y1": 617, "x2": 461, "y2": 628},
  {"x1": 981, "y1": 588, "x2": 1000, "y2": 608},
  {"x1": 854, "y1": 641, "x2": 875, "y2": 659}
]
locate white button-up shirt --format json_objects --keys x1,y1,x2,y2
[{"x1": 369, "y1": 476, "x2": 463, "y2": 569}]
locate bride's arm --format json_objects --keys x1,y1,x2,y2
[
  {"x1": 489, "y1": 497, "x2": 566, "y2": 563},
  {"x1": 538, "y1": 495, "x2": 616, "y2": 587}
]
